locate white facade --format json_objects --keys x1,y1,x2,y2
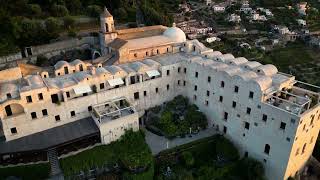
[{"x1": 0, "y1": 38, "x2": 320, "y2": 180}]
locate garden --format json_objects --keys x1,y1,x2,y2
[
  {"x1": 0, "y1": 163, "x2": 50, "y2": 180},
  {"x1": 155, "y1": 135, "x2": 266, "y2": 180},
  {"x1": 146, "y1": 95, "x2": 208, "y2": 138},
  {"x1": 60, "y1": 130, "x2": 154, "y2": 180}
]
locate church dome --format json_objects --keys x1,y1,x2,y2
[{"x1": 163, "y1": 23, "x2": 186, "y2": 43}]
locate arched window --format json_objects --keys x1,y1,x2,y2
[
  {"x1": 146, "y1": 52, "x2": 148, "y2": 56},
  {"x1": 79, "y1": 64, "x2": 84, "y2": 71},
  {"x1": 157, "y1": 49, "x2": 159, "y2": 54},
  {"x1": 167, "y1": 48, "x2": 169, "y2": 53},
  {"x1": 264, "y1": 144, "x2": 270, "y2": 155}
]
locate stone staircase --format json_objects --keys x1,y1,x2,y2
[{"x1": 47, "y1": 148, "x2": 64, "y2": 180}]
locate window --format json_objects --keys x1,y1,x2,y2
[
  {"x1": 70, "y1": 111, "x2": 76, "y2": 117},
  {"x1": 310, "y1": 136, "x2": 314, "y2": 144},
  {"x1": 58, "y1": 73, "x2": 61, "y2": 76},
  {"x1": 184, "y1": 68, "x2": 187, "y2": 73},
  {"x1": 83, "y1": 93, "x2": 88, "y2": 96},
  {"x1": 178, "y1": 80, "x2": 180, "y2": 85},
  {"x1": 55, "y1": 115, "x2": 60, "y2": 121},
  {"x1": 167, "y1": 47, "x2": 169, "y2": 52},
  {"x1": 224, "y1": 112, "x2": 228, "y2": 121},
  {"x1": 6, "y1": 93, "x2": 11, "y2": 99},
  {"x1": 144, "y1": 91, "x2": 147, "y2": 96},
  {"x1": 194, "y1": 85, "x2": 197, "y2": 91},
  {"x1": 100, "y1": 83, "x2": 105, "y2": 89},
  {"x1": 280, "y1": 122, "x2": 286, "y2": 130},
  {"x1": 38, "y1": 93, "x2": 43, "y2": 100},
  {"x1": 207, "y1": 90, "x2": 210, "y2": 96},
  {"x1": 195, "y1": 72, "x2": 198, "y2": 78},
  {"x1": 291, "y1": 118, "x2": 296, "y2": 124},
  {"x1": 31, "y1": 112, "x2": 37, "y2": 119},
  {"x1": 234, "y1": 86, "x2": 239, "y2": 93},
  {"x1": 66, "y1": 92, "x2": 70, "y2": 98},
  {"x1": 88, "y1": 106, "x2": 92, "y2": 111},
  {"x1": 134, "y1": 92, "x2": 139, "y2": 100},
  {"x1": 157, "y1": 49, "x2": 159, "y2": 54},
  {"x1": 219, "y1": 96, "x2": 223, "y2": 102},
  {"x1": 208, "y1": 76, "x2": 211, "y2": 82},
  {"x1": 223, "y1": 126, "x2": 227, "y2": 134},
  {"x1": 245, "y1": 122, "x2": 250, "y2": 130},
  {"x1": 166, "y1": 84, "x2": 170, "y2": 90},
  {"x1": 79, "y1": 64, "x2": 84, "y2": 71},
  {"x1": 146, "y1": 52, "x2": 148, "y2": 56},
  {"x1": 183, "y1": 81, "x2": 186, "y2": 86},
  {"x1": 194, "y1": 95, "x2": 197, "y2": 100},
  {"x1": 246, "y1": 107, "x2": 251, "y2": 115},
  {"x1": 64, "y1": 66, "x2": 69, "y2": 74},
  {"x1": 295, "y1": 148, "x2": 300, "y2": 156},
  {"x1": 42, "y1": 109, "x2": 48, "y2": 116},
  {"x1": 205, "y1": 100, "x2": 209, "y2": 106},
  {"x1": 156, "y1": 88, "x2": 159, "y2": 93},
  {"x1": 249, "y1": 91, "x2": 254, "y2": 99},
  {"x1": 232, "y1": 101, "x2": 236, "y2": 108},
  {"x1": 262, "y1": 114, "x2": 267, "y2": 122},
  {"x1": 134, "y1": 53, "x2": 137, "y2": 57},
  {"x1": 302, "y1": 143, "x2": 307, "y2": 154},
  {"x1": 178, "y1": 67, "x2": 181, "y2": 73},
  {"x1": 244, "y1": 152, "x2": 248, "y2": 157},
  {"x1": 26, "y1": 95, "x2": 32, "y2": 103},
  {"x1": 11, "y1": 127, "x2": 17, "y2": 134},
  {"x1": 167, "y1": 70, "x2": 170, "y2": 76},
  {"x1": 220, "y1": 81, "x2": 225, "y2": 88},
  {"x1": 51, "y1": 94, "x2": 59, "y2": 104},
  {"x1": 264, "y1": 144, "x2": 270, "y2": 155}
]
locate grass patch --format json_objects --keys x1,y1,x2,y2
[{"x1": 0, "y1": 163, "x2": 50, "y2": 180}]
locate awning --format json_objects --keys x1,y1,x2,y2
[
  {"x1": 73, "y1": 85, "x2": 92, "y2": 95},
  {"x1": 146, "y1": 70, "x2": 160, "y2": 78},
  {"x1": 108, "y1": 78, "x2": 124, "y2": 87}
]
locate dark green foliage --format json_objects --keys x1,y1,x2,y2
[
  {"x1": 45, "y1": 17, "x2": 61, "y2": 38},
  {"x1": 63, "y1": 16, "x2": 76, "y2": 30},
  {"x1": 233, "y1": 158, "x2": 266, "y2": 180},
  {"x1": 51, "y1": 4, "x2": 69, "y2": 17},
  {"x1": 60, "y1": 130, "x2": 154, "y2": 179},
  {"x1": 0, "y1": 163, "x2": 50, "y2": 180},
  {"x1": 27, "y1": 4, "x2": 42, "y2": 17},
  {"x1": 216, "y1": 137, "x2": 239, "y2": 161},
  {"x1": 181, "y1": 151, "x2": 194, "y2": 167},
  {"x1": 86, "y1": 5, "x2": 102, "y2": 17},
  {"x1": 36, "y1": 55, "x2": 48, "y2": 66}
]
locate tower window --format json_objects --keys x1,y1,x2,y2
[
  {"x1": 178, "y1": 67, "x2": 181, "y2": 73},
  {"x1": 155, "y1": 88, "x2": 159, "y2": 93},
  {"x1": 207, "y1": 90, "x2": 210, "y2": 96},
  {"x1": 167, "y1": 70, "x2": 170, "y2": 76},
  {"x1": 167, "y1": 84, "x2": 170, "y2": 90},
  {"x1": 208, "y1": 76, "x2": 211, "y2": 82},
  {"x1": 184, "y1": 68, "x2": 187, "y2": 73},
  {"x1": 224, "y1": 112, "x2": 228, "y2": 121},
  {"x1": 302, "y1": 143, "x2": 307, "y2": 154},
  {"x1": 205, "y1": 100, "x2": 209, "y2": 106},
  {"x1": 55, "y1": 115, "x2": 61, "y2": 121},
  {"x1": 194, "y1": 85, "x2": 197, "y2": 91},
  {"x1": 195, "y1": 72, "x2": 198, "y2": 78}
]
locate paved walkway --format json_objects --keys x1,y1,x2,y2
[{"x1": 145, "y1": 128, "x2": 218, "y2": 155}]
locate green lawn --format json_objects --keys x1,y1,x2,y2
[{"x1": 0, "y1": 163, "x2": 50, "y2": 180}]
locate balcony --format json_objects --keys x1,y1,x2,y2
[
  {"x1": 264, "y1": 81, "x2": 320, "y2": 115},
  {"x1": 91, "y1": 98, "x2": 135, "y2": 124}
]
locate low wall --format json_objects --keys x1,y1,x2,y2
[{"x1": 0, "y1": 53, "x2": 22, "y2": 65}]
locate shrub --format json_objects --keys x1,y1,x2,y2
[
  {"x1": 181, "y1": 151, "x2": 194, "y2": 167},
  {"x1": 216, "y1": 137, "x2": 239, "y2": 161},
  {"x1": 63, "y1": 16, "x2": 76, "y2": 30},
  {"x1": 27, "y1": 4, "x2": 42, "y2": 17}
]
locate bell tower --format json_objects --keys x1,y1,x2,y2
[
  {"x1": 100, "y1": 7, "x2": 115, "y2": 33},
  {"x1": 99, "y1": 7, "x2": 117, "y2": 55}
]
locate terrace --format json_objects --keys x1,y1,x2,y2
[
  {"x1": 91, "y1": 98, "x2": 135, "y2": 124},
  {"x1": 264, "y1": 80, "x2": 320, "y2": 115}
]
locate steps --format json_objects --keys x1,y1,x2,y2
[{"x1": 47, "y1": 148, "x2": 63, "y2": 179}]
